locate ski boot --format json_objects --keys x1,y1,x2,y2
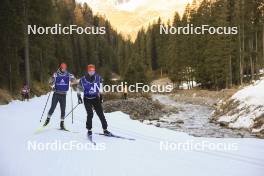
[
  {"x1": 60, "y1": 121, "x2": 67, "y2": 131},
  {"x1": 87, "y1": 130, "x2": 96, "y2": 145},
  {"x1": 43, "y1": 117, "x2": 50, "y2": 127},
  {"x1": 103, "y1": 129, "x2": 112, "y2": 136},
  {"x1": 87, "y1": 130, "x2": 92, "y2": 136}
]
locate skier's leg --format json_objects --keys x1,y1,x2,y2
[
  {"x1": 26, "y1": 93, "x2": 29, "y2": 101},
  {"x1": 84, "y1": 98, "x2": 94, "y2": 131},
  {"x1": 92, "y1": 97, "x2": 108, "y2": 130},
  {"x1": 59, "y1": 94, "x2": 67, "y2": 129},
  {"x1": 43, "y1": 93, "x2": 59, "y2": 126},
  {"x1": 47, "y1": 93, "x2": 59, "y2": 117},
  {"x1": 58, "y1": 94, "x2": 66, "y2": 119}
]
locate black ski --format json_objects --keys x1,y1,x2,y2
[{"x1": 96, "y1": 133, "x2": 135, "y2": 141}]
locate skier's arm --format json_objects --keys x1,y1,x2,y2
[
  {"x1": 69, "y1": 73, "x2": 77, "y2": 86},
  {"x1": 49, "y1": 73, "x2": 56, "y2": 90},
  {"x1": 76, "y1": 81, "x2": 83, "y2": 104},
  {"x1": 77, "y1": 81, "x2": 83, "y2": 95}
]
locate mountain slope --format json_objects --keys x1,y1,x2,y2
[{"x1": 76, "y1": 0, "x2": 191, "y2": 39}]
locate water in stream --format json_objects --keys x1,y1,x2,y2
[{"x1": 151, "y1": 94, "x2": 254, "y2": 138}]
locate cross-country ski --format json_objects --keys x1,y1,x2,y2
[{"x1": 96, "y1": 133, "x2": 136, "y2": 141}]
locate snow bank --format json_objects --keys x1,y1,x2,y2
[
  {"x1": 233, "y1": 79, "x2": 264, "y2": 106},
  {"x1": 214, "y1": 80, "x2": 264, "y2": 132}
]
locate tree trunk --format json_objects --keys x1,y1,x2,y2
[
  {"x1": 240, "y1": 0, "x2": 245, "y2": 84},
  {"x1": 263, "y1": 24, "x2": 264, "y2": 66},
  {"x1": 239, "y1": 26, "x2": 242, "y2": 84},
  {"x1": 24, "y1": 0, "x2": 30, "y2": 87},
  {"x1": 9, "y1": 64, "x2": 12, "y2": 92},
  {"x1": 249, "y1": 38, "x2": 254, "y2": 81},
  {"x1": 229, "y1": 55, "x2": 232, "y2": 87},
  {"x1": 239, "y1": 25, "x2": 243, "y2": 85},
  {"x1": 255, "y1": 32, "x2": 258, "y2": 78},
  {"x1": 40, "y1": 49, "x2": 43, "y2": 84}
]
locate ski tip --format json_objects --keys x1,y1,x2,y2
[{"x1": 34, "y1": 127, "x2": 45, "y2": 134}]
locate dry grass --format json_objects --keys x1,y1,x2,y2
[
  {"x1": 173, "y1": 88, "x2": 237, "y2": 100},
  {"x1": 103, "y1": 92, "x2": 152, "y2": 101},
  {"x1": 31, "y1": 81, "x2": 50, "y2": 97},
  {"x1": 211, "y1": 100, "x2": 240, "y2": 119},
  {"x1": 0, "y1": 89, "x2": 12, "y2": 105},
  {"x1": 253, "y1": 114, "x2": 264, "y2": 129},
  {"x1": 0, "y1": 82, "x2": 50, "y2": 105}
]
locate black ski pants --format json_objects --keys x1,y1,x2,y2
[{"x1": 84, "y1": 96, "x2": 108, "y2": 130}]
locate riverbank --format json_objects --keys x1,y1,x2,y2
[
  {"x1": 211, "y1": 79, "x2": 264, "y2": 138},
  {"x1": 103, "y1": 95, "x2": 178, "y2": 121}
]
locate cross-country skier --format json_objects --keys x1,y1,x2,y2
[
  {"x1": 77, "y1": 64, "x2": 111, "y2": 137},
  {"x1": 21, "y1": 84, "x2": 30, "y2": 101},
  {"x1": 43, "y1": 63, "x2": 76, "y2": 130}
]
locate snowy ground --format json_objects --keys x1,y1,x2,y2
[{"x1": 0, "y1": 92, "x2": 264, "y2": 176}]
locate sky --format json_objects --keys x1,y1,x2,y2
[{"x1": 76, "y1": 0, "x2": 193, "y2": 39}]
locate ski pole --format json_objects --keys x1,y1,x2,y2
[
  {"x1": 39, "y1": 91, "x2": 52, "y2": 122},
  {"x1": 65, "y1": 103, "x2": 80, "y2": 119},
  {"x1": 71, "y1": 87, "x2": 74, "y2": 124}
]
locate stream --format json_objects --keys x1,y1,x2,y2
[{"x1": 150, "y1": 94, "x2": 254, "y2": 138}]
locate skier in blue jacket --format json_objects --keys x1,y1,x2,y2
[
  {"x1": 43, "y1": 63, "x2": 75, "y2": 130},
  {"x1": 77, "y1": 64, "x2": 111, "y2": 137}
]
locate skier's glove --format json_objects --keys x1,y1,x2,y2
[
  {"x1": 50, "y1": 85, "x2": 55, "y2": 91},
  {"x1": 77, "y1": 94, "x2": 83, "y2": 104}
]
